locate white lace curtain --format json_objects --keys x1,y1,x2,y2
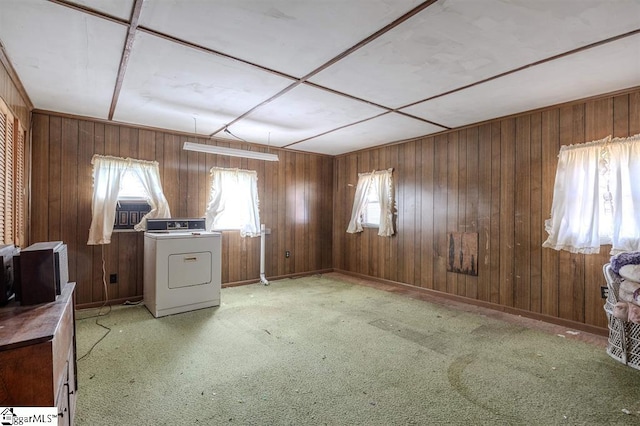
[
  {"x1": 347, "y1": 168, "x2": 394, "y2": 237},
  {"x1": 204, "y1": 167, "x2": 260, "y2": 237},
  {"x1": 542, "y1": 133, "x2": 640, "y2": 254},
  {"x1": 87, "y1": 155, "x2": 171, "y2": 245}
]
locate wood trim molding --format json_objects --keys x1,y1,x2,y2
[
  {"x1": 222, "y1": 269, "x2": 335, "y2": 288},
  {"x1": 334, "y1": 84, "x2": 640, "y2": 158},
  {"x1": 80, "y1": 267, "x2": 607, "y2": 338},
  {"x1": 0, "y1": 42, "x2": 33, "y2": 110},
  {"x1": 400, "y1": 27, "x2": 640, "y2": 111},
  {"x1": 76, "y1": 269, "x2": 335, "y2": 308},
  {"x1": 31, "y1": 108, "x2": 334, "y2": 158},
  {"x1": 334, "y1": 268, "x2": 608, "y2": 337},
  {"x1": 77, "y1": 296, "x2": 143, "y2": 310}
]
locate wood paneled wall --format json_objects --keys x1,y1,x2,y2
[
  {"x1": 333, "y1": 87, "x2": 640, "y2": 330},
  {"x1": 17, "y1": 65, "x2": 640, "y2": 329},
  {"x1": 30, "y1": 113, "x2": 333, "y2": 306}
]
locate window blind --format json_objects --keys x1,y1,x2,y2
[
  {"x1": 0, "y1": 98, "x2": 26, "y2": 247},
  {"x1": 14, "y1": 123, "x2": 25, "y2": 247},
  {"x1": 4, "y1": 114, "x2": 13, "y2": 244},
  {"x1": 0, "y1": 108, "x2": 6, "y2": 243}
]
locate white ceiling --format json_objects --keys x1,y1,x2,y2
[{"x1": 0, "y1": 0, "x2": 639, "y2": 155}]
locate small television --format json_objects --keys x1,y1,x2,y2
[
  {"x1": 17, "y1": 241, "x2": 69, "y2": 306},
  {"x1": 0, "y1": 244, "x2": 19, "y2": 306}
]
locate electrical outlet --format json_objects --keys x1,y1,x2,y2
[
  {"x1": 285, "y1": 250, "x2": 290, "y2": 258},
  {"x1": 601, "y1": 286, "x2": 608, "y2": 299},
  {"x1": 110, "y1": 273, "x2": 118, "y2": 284}
]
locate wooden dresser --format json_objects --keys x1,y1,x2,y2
[{"x1": 0, "y1": 283, "x2": 77, "y2": 425}]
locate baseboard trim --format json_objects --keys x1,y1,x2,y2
[
  {"x1": 77, "y1": 268, "x2": 607, "y2": 338},
  {"x1": 77, "y1": 270, "x2": 334, "y2": 309},
  {"x1": 222, "y1": 269, "x2": 335, "y2": 288},
  {"x1": 77, "y1": 295, "x2": 143, "y2": 310},
  {"x1": 333, "y1": 269, "x2": 608, "y2": 337}
]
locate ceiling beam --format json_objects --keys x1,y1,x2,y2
[
  {"x1": 47, "y1": 0, "x2": 129, "y2": 25},
  {"x1": 107, "y1": 0, "x2": 144, "y2": 120},
  {"x1": 399, "y1": 27, "x2": 640, "y2": 110},
  {"x1": 284, "y1": 25, "x2": 640, "y2": 149},
  {"x1": 210, "y1": 0, "x2": 441, "y2": 137},
  {"x1": 46, "y1": 0, "x2": 446, "y2": 139}
]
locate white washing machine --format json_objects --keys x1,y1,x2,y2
[{"x1": 143, "y1": 218, "x2": 221, "y2": 318}]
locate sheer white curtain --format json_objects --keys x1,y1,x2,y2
[
  {"x1": 204, "y1": 167, "x2": 260, "y2": 237},
  {"x1": 87, "y1": 155, "x2": 171, "y2": 245},
  {"x1": 375, "y1": 169, "x2": 395, "y2": 236},
  {"x1": 130, "y1": 160, "x2": 171, "y2": 232},
  {"x1": 542, "y1": 134, "x2": 640, "y2": 254},
  {"x1": 346, "y1": 172, "x2": 374, "y2": 234},
  {"x1": 347, "y1": 168, "x2": 394, "y2": 237},
  {"x1": 608, "y1": 134, "x2": 640, "y2": 252}
]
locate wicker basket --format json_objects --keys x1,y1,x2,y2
[{"x1": 603, "y1": 263, "x2": 640, "y2": 370}]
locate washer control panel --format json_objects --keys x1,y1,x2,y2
[{"x1": 147, "y1": 218, "x2": 206, "y2": 232}]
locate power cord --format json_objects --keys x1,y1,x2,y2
[{"x1": 78, "y1": 245, "x2": 111, "y2": 361}]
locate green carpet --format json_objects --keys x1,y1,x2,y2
[{"x1": 75, "y1": 275, "x2": 640, "y2": 425}]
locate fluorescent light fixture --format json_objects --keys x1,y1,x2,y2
[{"x1": 183, "y1": 141, "x2": 279, "y2": 161}]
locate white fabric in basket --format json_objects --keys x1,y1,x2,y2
[{"x1": 620, "y1": 264, "x2": 640, "y2": 282}]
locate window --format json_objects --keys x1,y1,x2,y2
[
  {"x1": 347, "y1": 168, "x2": 394, "y2": 236},
  {"x1": 362, "y1": 184, "x2": 380, "y2": 227},
  {"x1": 543, "y1": 133, "x2": 640, "y2": 254},
  {"x1": 113, "y1": 170, "x2": 152, "y2": 230},
  {"x1": 0, "y1": 97, "x2": 26, "y2": 247},
  {"x1": 118, "y1": 169, "x2": 149, "y2": 200},
  {"x1": 87, "y1": 155, "x2": 171, "y2": 245},
  {"x1": 204, "y1": 167, "x2": 260, "y2": 237}
]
